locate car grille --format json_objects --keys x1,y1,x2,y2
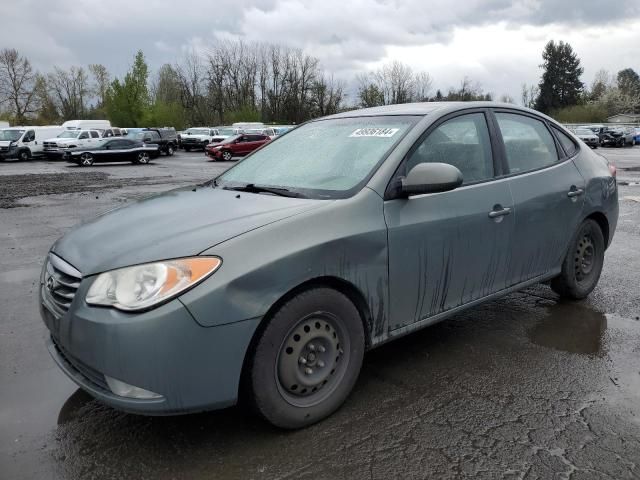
[
  {"x1": 51, "y1": 336, "x2": 110, "y2": 392},
  {"x1": 182, "y1": 137, "x2": 199, "y2": 144},
  {"x1": 0, "y1": 145, "x2": 9, "y2": 153},
  {"x1": 43, "y1": 141, "x2": 59, "y2": 150},
  {"x1": 43, "y1": 254, "x2": 82, "y2": 315}
]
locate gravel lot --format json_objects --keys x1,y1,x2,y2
[{"x1": 1, "y1": 148, "x2": 639, "y2": 479}]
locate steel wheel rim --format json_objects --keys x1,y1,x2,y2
[
  {"x1": 575, "y1": 234, "x2": 595, "y2": 281},
  {"x1": 138, "y1": 152, "x2": 149, "y2": 163},
  {"x1": 275, "y1": 312, "x2": 350, "y2": 407}
]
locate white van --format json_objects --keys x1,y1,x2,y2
[
  {"x1": 0, "y1": 126, "x2": 65, "y2": 160},
  {"x1": 43, "y1": 129, "x2": 106, "y2": 158},
  {"x1": 62, "y1": 119, "x2": 111, "y2": 131}
]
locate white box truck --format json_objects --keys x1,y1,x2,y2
[
  {"x1": 62, "y1": 120, "x2": 111, "y2": 131},
  {"x1": 0, "y1": 126, "x2": 65, "y2": 161}
]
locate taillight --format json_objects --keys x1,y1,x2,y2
[{"x1": 608, "y1": 162, "x2": 617, "y2": 177}]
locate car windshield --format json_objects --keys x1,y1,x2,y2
[
  {"x1": 217, "y1": 115, "x2": 419, "y2": 199},
  {"x1": 217, "y1": 128, "x2": 236, "y2": 136},
  {"x1": 186, "y1": 129, "x2": 209, "y2": 135},
  {"x1": 57, "y1": 131, "x2": 80, "y2": 138},
  {"x1": 220, "y1": 135, "x2": 241, "y2": 145},
  {"x1": 0, "y1": 129, "x2": 25, "y2": 141}
]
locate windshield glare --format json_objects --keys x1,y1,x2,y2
[
  {"x1": 217, "y1": 128, "x2": 235, "y2": 136},
  {"x1": 57, "y1": 131, "x2": 80, "y2": 138},
  {"x1": 575, "y1": 129, "x2": 593, "y2": 135},
  {"x1": 217, "y1": 116, "x2": 418, "y2": 198},
  {"x1": 0, "y1": 129, "x2": 25, "y2": 141},
  {"x1": 186, "y1": 129, "x2": 209, "y2": 135}
]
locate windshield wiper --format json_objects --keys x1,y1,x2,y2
[{"x1": 223, "y1": 183, "x2": 306, "y2": 198}]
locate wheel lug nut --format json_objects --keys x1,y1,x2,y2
[
  {"x1": 317, "y1": 360, "x2": 325, "y2": 368},
  {"x1": 318, "y1": 346, "x2": 326, "y2": 353},
  {"x1": 299, "y1": 357, "x2": 307, "y2": 365},
  {"x1": 305, "y1": 367, "x2": 313, "y2": 375},
  {"x1": 308, "y1": 344, "x2": 315, "y2": 351}
]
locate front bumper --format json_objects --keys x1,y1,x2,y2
[
  {"x1": 0, "y1": 146, "x2": 18, "y2": 159},
  {"x1": 40, "y1": 278, "x2": 260, "y2": 415}
]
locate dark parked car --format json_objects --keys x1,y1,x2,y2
[
  {"x1": 63, "y1": 138, "x2": 161, "y2": 166},
  {"x1": 205, "y1": 133, "x2": 270, "y2": 161},
  {"x1": 129, "y1": 128, "x2": 178, "y2": 156},
  {"x1": 598, "y1": 126, "x2": 635, "y2": 147},
  {"x1": 41, "y1": 102, "x2": 618, "y2": 428}
]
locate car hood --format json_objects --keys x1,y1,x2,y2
[
  {"x1": 52, "y1": 185, "x2": 327, "y2": 275},
  {"x1": 0, "y1": 141, "x2": 13, "y2": 147}
]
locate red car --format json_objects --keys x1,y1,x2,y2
[{"x1": 205, "y1": 134, "x2": 270, "y2": 161}]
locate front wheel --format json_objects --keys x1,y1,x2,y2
[
  {"x1": 79, "y1": 153, "x2": 94, "y2": 166},
  {"x1": 18, "y1": 149, "x2": 31, "y2": 161},
  {"x1": 221, "y1": 150, "x2": 233, "y2": 161},
  {"x1": 551, "y1": 219, "x2": 605, "y2": 299},
  {"x1": 247, "y1": 288, "x2": 365, "y2": 429},
  {"x1": 166, "y1": 145, "x2": 175, "y2": 156}
]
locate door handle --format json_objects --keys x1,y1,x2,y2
[
  {"x1": 488, "y1": 206, "x2": 512, "y2": 218},
  {"x1": 567, "y1": 188, "x2": 584, "y2": 198}
]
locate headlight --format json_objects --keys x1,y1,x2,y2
[
  {"x1": 214, "y1": 145, "x2": 222, "y2": 150},
  {"x1": 86, "y1": 257, "x2": 221, "y2": 311}
]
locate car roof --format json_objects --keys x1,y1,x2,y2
[{"x1": 323, "y1": 101, "x2": 548, "y2": 120}]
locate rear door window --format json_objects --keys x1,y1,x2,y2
[
  {"x1": 90, "y1": 131, "x2": 100, "y2": 139},
  {"x1": 406, "y1": 112, "x2": 494, "y2": 185},
  {"x1": 495, "y1": 113, "x2": 559, "y2": 174}
]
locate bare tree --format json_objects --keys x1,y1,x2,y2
[
  {"x1": 0, "y1": 48, "x2": 39, "y2": 123},
  {"x1": 357, "y1": 61, "x2": 432, "y2": 106},
  {"x1": 47, "y1": 66, "x2": 90, "y2": 119},
  {"x1": 499, "y1": 94, "x2": 515, "y2": 104},
  {"x1": 89, "y1": 64, "x2": 110, "y2": 108},
  {"x1": 521, "y1": 83, "x2": 539, "y2": 108}
]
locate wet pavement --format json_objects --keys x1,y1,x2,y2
[{"x1": 1, "y1": 149, "x2": 639, "y2": 479}]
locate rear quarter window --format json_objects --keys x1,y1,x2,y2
[{"x1": 552, "y1": 127, "x2": 579, "y2": 157}]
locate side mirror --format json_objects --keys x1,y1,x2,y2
[{"x1": 400, "y1": 163, "x2": 463, "y2": 197}]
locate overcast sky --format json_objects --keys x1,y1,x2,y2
[{"x1": 3, "y1": 0, "x2": 640, "y2": 102}]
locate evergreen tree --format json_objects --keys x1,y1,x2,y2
[{"x1": 535, "y1": 40, "x2": 584, "y2": 113}]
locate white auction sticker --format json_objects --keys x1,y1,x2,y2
[{"x1": 349, "y1": 128, "x2": 399, "y2": 138}]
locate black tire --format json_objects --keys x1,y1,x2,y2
[
  {"x1": 79, "y1": 153, "x2": 94, "y2": 166},
  {"x1": 18, "y1": 149, "x2": 31, "y2": 161},
  {"x1": 166, "y1": 145, "x2": 175, "y2": 156},
  {"x1": 222, "y1": 150, "x2": 233, "y2": 161},
  {"x1": 247, "y1": 288, "x2": 365, "y2": 429},
  {"x1": 184, "y1": 146, "x2": 191, "y2": 152},
  {"x1": 551, "y1": 219, "x2": 605, "y2": 299}
]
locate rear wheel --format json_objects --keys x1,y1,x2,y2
[
  {"x1": 551, "y1": 219, "x2": 605, "y2": 299},
  {"x1": 247, "y1": 288, "x2": 365, "y2": 429},
  {"x1": 166, "y1": 145, "x2": 175, "y2": 156},
  {"x1": 79, "y1": 153, "x2": 94, "y2": 166}
]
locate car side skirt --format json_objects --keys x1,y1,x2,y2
[{"x1": 371, "y1": 270, "x2": 559, "y2": 349}]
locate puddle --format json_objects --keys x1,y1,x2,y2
[{"x1": 528, "y1": 303, "x2": 607, "y2": 355}]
